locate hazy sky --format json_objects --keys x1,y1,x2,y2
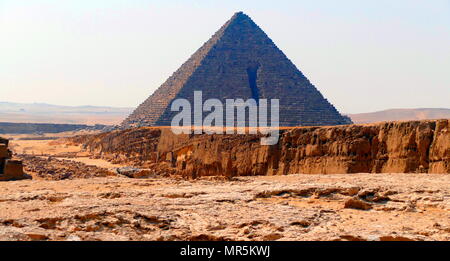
[{"x1": 1, "y1": 0, "x2": 449, "y2": 113}]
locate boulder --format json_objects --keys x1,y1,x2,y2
[
  {"x1": 344, "y1": 198, "x2": 373, "y2": 210},
  {"x1": 116, "y1": 167, "x2": 141, "y2": 178},
  {"x1": 0, "y1": 159, "x2": 27, "y2": 181},
  {"x1": 0, "y1": 137, "x2": 28, "y2": 181},
  {"x1": 116, "y1": 167, "x2": 156, "y2": 178}
]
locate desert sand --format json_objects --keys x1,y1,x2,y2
[
  {"x1": 1, "y1": 124, "x2": 449, "y2": 241},
  {"x1": 0, "y1": 173, "x2": 448, "y2": 241}
]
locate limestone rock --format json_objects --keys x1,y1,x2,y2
[
  {"x1": 0, "y1": 136, "x2": 27, "y2": 181},
  {"x1": 344, "y1": 198, "x2": 372, "y2": 210},
  {"x1": 69, "y1": 119, "x2": 450, "y2": 177}
]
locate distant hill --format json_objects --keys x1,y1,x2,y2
[
  {"x1": 0, "y1": 102, "x2": 133, "y2": 125},
  {"x1": 0, "y1": 122, "x2": 107, "y2": 134},
  {"x1": 348, "y1": 108, "x2": 450, "y2": 124},
  {"x1": 2, "y1": 102, "x2": 449, "y2": 126}
]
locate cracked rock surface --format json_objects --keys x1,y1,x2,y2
[{"x1": 0, "y1": 174, "x2": 448, "y2": 241}]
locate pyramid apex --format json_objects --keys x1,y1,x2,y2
[
  {"x1": 227, "y1": 11, "x2": 254, "y2": 26},
  {"x1": 231, "y1": 11, "x2": 249, "y2": 19}
]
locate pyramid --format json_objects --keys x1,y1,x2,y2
[{"x1": 121, "y1": 12, "x2": 351, "y2": 128}]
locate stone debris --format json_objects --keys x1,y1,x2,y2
[{"x1": 17, "y1": 155, "x2": 116, "y2": 180}]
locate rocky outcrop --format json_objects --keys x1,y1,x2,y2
[
  {"x1": 0, "y1": 137, "x2": 27, "y2": 181},
  {"x1": 275, "y1": 120, "x2": 449, "y2": 175},
  {"x1": 69, "y1": 120, "x2": 450, "y2": 177},
  {"x1": 67, "y1": 127, "x2": 162, "y2": 167}
]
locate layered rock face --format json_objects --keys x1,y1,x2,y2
[
  {"x1": 71, "y1": 120, "x2": 450, "y2": 176},
  {"x1": 68, "y1": 127, "x2": 162, "y2": 167},
  {"x1": 0, "y1": 137, "x2": 27, "y2": 181}
]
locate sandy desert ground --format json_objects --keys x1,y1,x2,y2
[
  {"x1": 0, "y1": 138, "x2": 448, "y2": 241},
  {"x1": 0, "y1": 174, "x2": 449, "y2": 241}
]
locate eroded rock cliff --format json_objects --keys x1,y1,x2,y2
[{"x1": 68, "y1": 120, "x2": 450, "y2": 177}]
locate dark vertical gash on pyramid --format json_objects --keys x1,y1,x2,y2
[{"x1": 122, "y1": 12, "x2": 351, "y2": 128}]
